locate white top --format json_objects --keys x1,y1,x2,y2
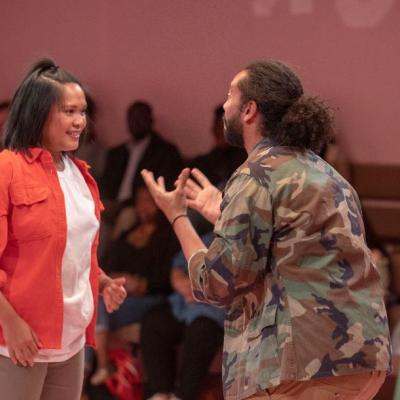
[
  {"x1": 117, "y1": 137, "x2": 151, "y2": 201},
  {"x1": 0, "y1": 156, "x2": 99, "y2": 362}
]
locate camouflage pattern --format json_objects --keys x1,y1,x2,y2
[{"x1": 188, "y1": 138, "x2": 391, "y2": 400}]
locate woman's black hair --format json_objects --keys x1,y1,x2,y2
[
  {"x1": 4, "y1": 58, "x2": 85, "y2": 152},
  {"x1": 238, "y1": 60, "x2": 333, "y2": 153}
]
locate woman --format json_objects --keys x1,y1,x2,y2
[{"x1": 0, "y1": 58, "x2": 126, "y2": 400}]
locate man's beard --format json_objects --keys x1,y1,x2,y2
[{"x1": 223, "y1": 113, "x2": 244, "y2": 148}]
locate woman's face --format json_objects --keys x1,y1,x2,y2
[
  {"x1": 136, "y1": 187, "x2": 158, "y2": 223},
  {"x1": 42, "y1": 83, "x2": 87, "y2": 159}
]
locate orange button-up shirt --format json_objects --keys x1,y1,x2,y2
[{"x1": 0, "y1": 148, "x2": 103, "y2": 348}]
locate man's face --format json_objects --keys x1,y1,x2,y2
[
  {"x1": 222, "y1": 71, "x2": 247, "y2": 148},
  {"x1": 128, "y1": 108, "x2": 152, "y2": 141}
]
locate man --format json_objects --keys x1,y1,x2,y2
[
  {"x1": 100, "y1": 101, "x2": 183, "y2": 204},
  {"x1": 141, "y1": 61, "x2": 391, "y2": 400}
]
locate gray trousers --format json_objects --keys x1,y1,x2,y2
[{"x1": 0, "y1": 349, "x2": 84, "y2": 400}]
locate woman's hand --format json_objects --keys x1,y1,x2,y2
[
  {"x1": 2, "y1": 314, "x2": 42, "y2": 367},
  {"x1": 141, "y1": 168, "x2": 190, "y2": 223},
  {"x1": 183, "y1": 169, "x2": 222, "y2": 224},
  {"x1": 102, "y1": 276, "x2": 127, "y2": 313}
]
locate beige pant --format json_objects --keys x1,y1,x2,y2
[
  {"x1": 246, "y1": 371, "x2": 385, "y2": 400},
  {"x1": 0, "y1": 349, "x2": 84, "y2": 400}
]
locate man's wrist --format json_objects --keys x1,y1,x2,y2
[{"x1": 171, "y1": 214, "x2": 188, "y2": 227}]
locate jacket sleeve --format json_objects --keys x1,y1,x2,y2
[
  {"x1": 188, "y1": 173, "x2": 273, "y2": 307},
  {"x1": 0, "y1": 156, "x2": 12, "y2": 289}
]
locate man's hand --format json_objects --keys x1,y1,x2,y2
[
  {"x1": 2, "y1": 314, "x2": 42, "y2": 367},
  {"x1": 102, "y1": 277, "x2": 127, "y2": 313},
  {"x1": 141, "y1": 167, "x2": 209, "y2": 262},
  {"x1": 141, "y1": 168, "x2": 190, "y2": 222},
  {"x1": 183, "y1": 169, "x2": 222, "y2": 224}
]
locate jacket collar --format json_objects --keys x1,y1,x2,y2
[
  {"x1": 22, "y1": 148, "x2": 90, "y2": 172},
  {"x1": 21, "y1": 147, "x2": 46, "y2": 163},
  {"x1": 248, "y1": 136, "x2": 276, "y2": 157}
]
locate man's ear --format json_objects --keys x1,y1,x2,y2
[{"x1": 242, "y1": 100, "x2": 258, "y2": 123}]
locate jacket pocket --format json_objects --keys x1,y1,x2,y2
[
  {"x1": 248, "y1": 303, "x2": 278, "y2": 340},
  {"x1": 10, "y1": 184, "x2": 50, "y2": 206},
  {"x1": 245, "y1": 303, "x2": 280, "y2": 389},
  {"x1": 9, "y1": 183, "x2": 52, "y2": 241}
]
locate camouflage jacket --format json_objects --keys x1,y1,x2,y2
[{"x1": 188, "y1": 138, "x2": 391, "y2": 400}]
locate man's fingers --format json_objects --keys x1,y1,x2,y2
[
  {"x1": 140, "y1": 169, "x2": 158, "y2": 195},
  {"x1": 186, "y1": 199, "x2": 199, "y2": 210},
  {"x1": 176, "y1": 168, "x2": 191, "y2": 192},
  {"x1": 185, "y1": 178, "x2": 202, "y2": 194},
  {"x1": 157, "y1": 176, "x2": 166, "y2": 190},
  {"x1": 183, "y1": 186, "x2": 197, "y2": 201},
  {"x1": 191, "y1": 168, "x2": 211, "y2": 187}
]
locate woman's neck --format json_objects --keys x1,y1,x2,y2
[{"x1": 51, "y1": 152, "x2": 64, "y2": 171}]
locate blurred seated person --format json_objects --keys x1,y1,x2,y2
[
  {"x1": 75, "y1": 95, "x2": 106, "y2": 182},
  {"x1": 0, "y1": 100, "x2": 10, "y2": 149},
  {"x1": 188, "y1": 104, "x2": 246, "y2": 188},
  {"x1": 100, "y1": 101, "x2": 184, "y2": 222},
  {"x1": 391, "y1": 317, "x2": 400, "y2": 400},
  {"x1": 319, "y1": 135, "x2": 351, "y2": 182},
  {"x1": 141, "y1": 232, "x2": 225, "y2": 400},
  {"x1": 363, "y1": 215, "x2": 393, "y2": 305},
  {"x1": 89, "y1": 186, "x2": 179, "y2": 385}
]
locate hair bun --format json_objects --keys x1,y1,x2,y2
[
  {"x1": 279, "y1": 95, "x2": 334, "y2": 153},
  {"x1": 28, "y1": 57, "x2": 57, "y2": 75}
]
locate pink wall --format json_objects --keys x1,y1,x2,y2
[{"x1": 1, "y1": 0, "x2": 399, "y2": 163}]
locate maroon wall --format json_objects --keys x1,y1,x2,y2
[{"x1": 1, "y1": 0, "x2": 399, "y2": 163}]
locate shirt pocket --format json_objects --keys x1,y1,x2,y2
[{"x1": 9, "y1": 182, "x2": 52, "y2": 241}]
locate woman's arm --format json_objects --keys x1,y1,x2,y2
[
  {"x1": 0, "y1": 291, "x2": 42, "y2": 367},
  {"x1": 0, "y1": 159, "x2": 41, "y2": 367}
]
